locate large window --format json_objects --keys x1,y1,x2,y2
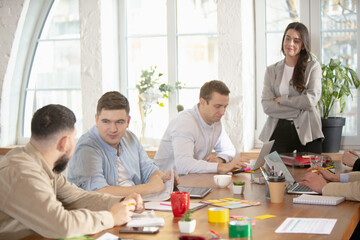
[
  {"x1": 123, "y1": 0, "x2": 218, "y2": 146},
  {"x1": 256, "y1": 0, "x2": 359, "y2": 148},
  {"x1": 22, "y1": 0, "x2": 81, "y2": 138}
]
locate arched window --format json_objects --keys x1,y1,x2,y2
[{"x1": 21, "y1": 0, "x2": 81, "y2": 140}]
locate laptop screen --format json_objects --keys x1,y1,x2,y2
[{"x1": 264, "y1": 151, "x2": 296, "y2": 187}]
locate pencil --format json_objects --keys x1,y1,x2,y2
[{"x1": 312, "y1": 166, "x2": 334, "y2": 173}]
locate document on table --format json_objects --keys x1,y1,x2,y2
[
  {"x1": 275, "y1": 217, "x2": 337, "y2": 234},
  {"x1": 142, "y1": 170, "x2": 174, "y2": 201}
]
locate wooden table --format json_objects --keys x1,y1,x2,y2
[{"x1": 22, "y1": 162, "x2": 360, "y2": 240}]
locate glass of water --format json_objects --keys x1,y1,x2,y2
[{"x1": 310, "y1": 155, "x2": 323, "y2": 167}]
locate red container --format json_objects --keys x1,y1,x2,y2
[{"x1": 170, "y1": 191, "x2": 190, "y2": 218}]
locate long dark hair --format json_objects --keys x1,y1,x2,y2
[{"x1": 281, "y1": 22, "x2": 312, "y2": 93}]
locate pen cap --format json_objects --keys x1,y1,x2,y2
[{"x1": 268, "y1": 176, "x2": 285, "y2": 182}]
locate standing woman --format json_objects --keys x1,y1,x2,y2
[{"x1": 259, "y1": 22, "x2": 324, "y2": 154}]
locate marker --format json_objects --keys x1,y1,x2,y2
[
  {"x1": 209, "y1": 229, "x2": 221, "y2": 238},
  {"x1": 160, "y1": 203, "x2": 171, "y2": 206},
  {"x1": 232, "y1": 167, "x2": 252, "y2": 174},
  {"x1": 312, "y1": 166, "x2": 334, "y2": 173}
]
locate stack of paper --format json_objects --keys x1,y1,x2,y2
[{"x1": 126, "y1": 211, "x2": 164, "y2": 227}]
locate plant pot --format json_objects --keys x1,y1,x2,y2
[
  {"x1": 178, "y1": 219, "x2": 196, "y2": 233},
  {"x1": 322, "y1": 117, "x2": 345, "y2": 153},
  {"x1": 233, "y1": 185, "x2": 245, "y2": 194}
]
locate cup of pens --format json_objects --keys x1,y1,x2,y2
[{"x1": 268, "y1": 175, "x2": 286, "y2": 203}]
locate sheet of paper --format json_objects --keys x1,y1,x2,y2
[
  {"x1": 275, "y1": 217, "x2": 337, "y2": 234},
  {"x1": 96, "y1": 232, "x2": 118, "y2": 240},
  {"x1": 126, "y1": 210, "x2": 164, "y2": 227},
  {"x1": 142, "y1": 170, "x2": 174, "y2": 201}
]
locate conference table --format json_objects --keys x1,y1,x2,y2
[{"x1": 22, "y1": 161, "x2": 360, "y2": 240}]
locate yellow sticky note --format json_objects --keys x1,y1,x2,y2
[{"x1": 254, "y1": 214, "x2": 276, "y2": 220}]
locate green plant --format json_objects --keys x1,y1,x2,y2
[
  {"x1": 181, "y1": 209, "x2": 194, "y2": 222},
  {"x1": 136, "y1": 66, "x2": 183, "y2": 114},
  {"x1": 233, "y1": 181, "x2": 245, "y2": 186},
  {"x1": 318, "y1": 58, "x2": 360, "y2": 119}
]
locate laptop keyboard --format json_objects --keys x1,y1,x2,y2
[{"x1": 290, "y1": 183, "x2": 313, "y2": 192}]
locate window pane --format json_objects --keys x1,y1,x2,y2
[
  {"x1": 177, "y1": 0, "x2": 217, "y2": 34},
  {"x1": 27, "y1": 41, "x2": 80, "y2": 89},
  {"x1": 23, "y1": 0, "x2": 81, "y2": 138},
  {"x1": 41, "y1": 0, "x2": 79, "y2": 39},
  {"x1": 179, "y1": 88, "x2": 200, "y2": 111},
  {"x1": 126, "y1": 0, "x2": 167, "y2": 35},
  {"x1": 266, "y1": 0, "x2": 300, "y2": 31},
  {"x1": 178, "y1": 36, "x2": 218, "y2": 87},
  {"x1": 127, "y1": 37, "x2": 168, "y2": 89},
  {"x1": 23, "y1": 90, "x2": 82, "y2": 137},
  {"x1": 321, "y1": 0, "x2": 358, "y2": 136},
  {"x1": 266, "y1": 33, "x2": 284, "y2": 65}
]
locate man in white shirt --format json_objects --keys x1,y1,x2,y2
[{"x1": 154, "y1": 80, "x2": 248, "y2": 175}]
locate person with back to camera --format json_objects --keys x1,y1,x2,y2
[
  {"x1": 259, "y1": 22, "x2": 324, "y2": 154},
  {"x1": 0, "y1": 104, "x2": 143, "y2": 240}
]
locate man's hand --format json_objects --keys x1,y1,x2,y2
[
  {"x1": 342, "y1": 150, "x2": 358, "y2": 167},
  {"x1": 124, "y1": 193, "x2": 144, "y2": 213},
  {"x1": 306, "y1": 166, "x2": 340, "y2": 182},
  {"x1": 204, "y1": 155, "x2": 225, "y2": 163},
  {"x1": 147, "y1": 174, "x2": 165, "y2": 192},
  {"x1": 299, "y1": 172, "x2": 327, "y2": 194},
  {"x1": 162, "y1": 170, "x2": 180, "y2": 186},
  {"x1": 217, "y1": 157, "x2": 249, "y2": 173},
  {"x1": 109, "y1": 198, "x2": 136, "y2": 226}
]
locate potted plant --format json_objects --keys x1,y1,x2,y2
[
  {"x1": 318, "y1": 58, "x2": 360, "y2": 152},
  {"x1": 232, "y1": 181, "x2": 245, "y2": 194},
  {"x1": 136, "y1": 66, "x2": 183, "y2": 144},
  {"x1": 178, "y1": 209, "x2": 196, "y2": 233}
]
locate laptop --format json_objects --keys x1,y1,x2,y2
[
  {"x1": 246, "y1": 140, "x2": 275, "y2": 170},
  {"x1": 173, "y1": 186, "x2": 211, "y2": 198},
  {"x1": 264, "y1": 151, "x2": 319, "y2": 195}
]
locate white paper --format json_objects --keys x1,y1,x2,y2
[
  {"x1": 142, "y1": 170, "x2": 174, "y2": 201},
  {"x1": 275, "y1": 217, "x2": 337, "y2": 234},
  {"x1": 96, "y1": 232, "x2": 119, "y2": 240},
  {"x1": 126, "y1": 210, "x2": 164, "y2": 227}
]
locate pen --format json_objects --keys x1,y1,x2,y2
[
  {"x1": 259, "y1": 167, "x2": 269, "y2": 181},
  {"x1": 160, "y1": 203, "x2": 171, "y2": 206},
  {"x1": 209, "y1": 229, "x2": 221, "y2": 238},
  {"x1": 312, "y1": 166, "x2": 334, "y2": 173},
  {"x1": 232, "y1": 167, "x2": 252, "y2": 174}
]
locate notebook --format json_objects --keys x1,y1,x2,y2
[
  {"x1": 246, "y1": 140, "x2": 275, "y2": 170},
  {"x1": 293, "y1": 194, "x2": 345, "y2": 206},
  {"x1": 264, "y1": 151, "x2": 319, "y2": 195},
  {"x1": 173, "y1": 186, "x2": 211, "y2": 198}
]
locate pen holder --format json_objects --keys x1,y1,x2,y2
[{"x1": 268, "y1": 176, "x2": 285, "y2": 203}]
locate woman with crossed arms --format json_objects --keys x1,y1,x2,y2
[{"x1": 259, "y1": 22, "x2": 324, "y2": 154}]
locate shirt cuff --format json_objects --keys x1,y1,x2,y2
[{"x1": 340, "y1": 173, "x2": 349, "y2": 183}]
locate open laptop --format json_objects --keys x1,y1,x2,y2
[
  {"x1": 264, "y1": 151, "x2": 319, "y2": 195},
  {"x1": 173, "y1": 186, "x2": 211, "y2": 198},
  {"x1": 246, "y1": 140, "x2": 275, "y2": 170}
]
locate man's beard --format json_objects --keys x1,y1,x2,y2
[{"x1": 53, "y1": 154, "x2": 70, "y2": 174}]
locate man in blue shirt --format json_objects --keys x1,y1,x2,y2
[{"x1": 68, "y1": 91, "x2": 177, "y2": 197}]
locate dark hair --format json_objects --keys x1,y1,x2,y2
[
  {"x1": 96, "y1": 91, "x2": 130, "y2": 116},
  {"x1": 31, "y1": 104, "x2": 76, "y2": 140},
  {"x1": 281, "y1": 22, "x2": 312, "y2": 93},
  {"x1": 199, "y1": 80, "x2": 230, "y2": 103}
]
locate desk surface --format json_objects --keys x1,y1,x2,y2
[{"x1": 22, "y1": 164, "x2": 359, "y2": 240}]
